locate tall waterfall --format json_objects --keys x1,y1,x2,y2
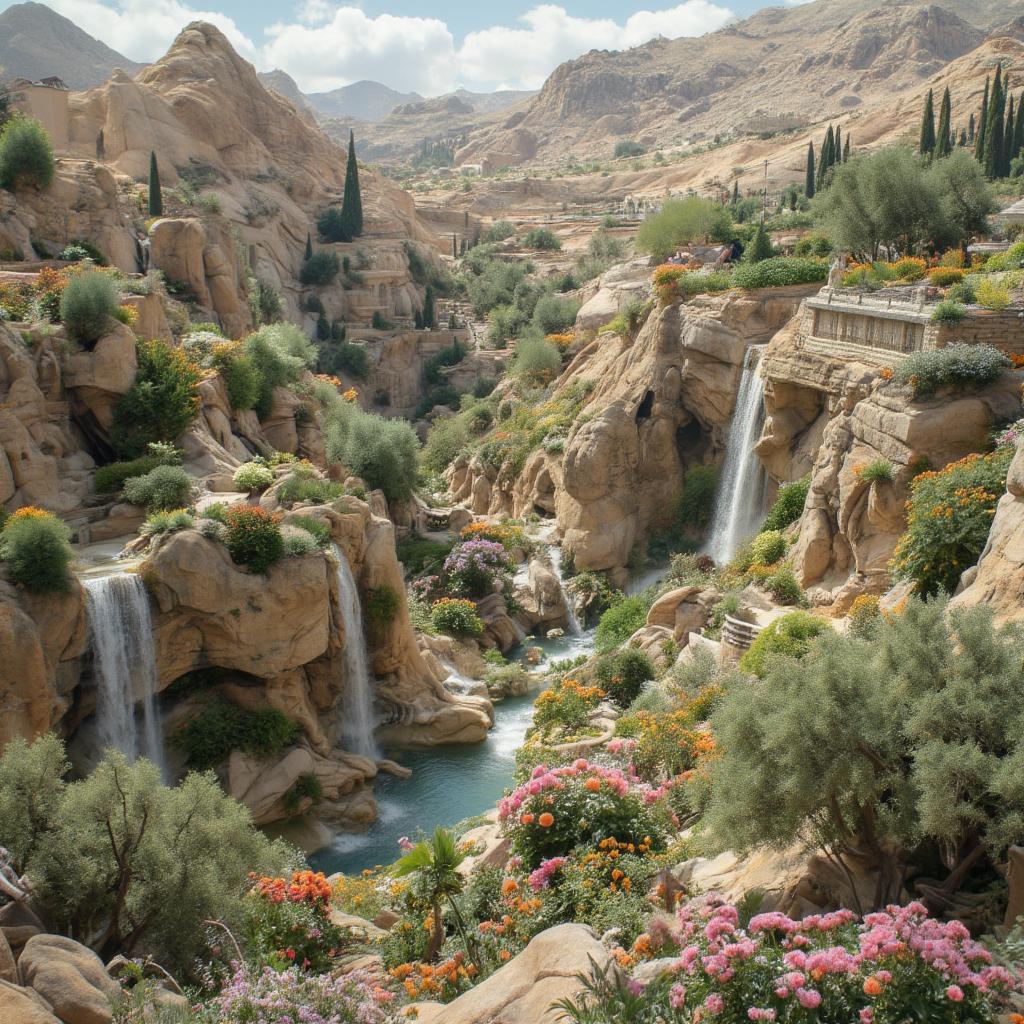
[
  {"x1": 333, "y1": 547, "x2": 379, "y2": 759},
  {"x1": 706, "y1": 345, "x2": 769, "y2": 564},
  {"x1": 84, "y1": 574, "x2": 166, "y2": 777},
  {"x1": 548, "y1": 544, "x2": 582, "y2": 637}
]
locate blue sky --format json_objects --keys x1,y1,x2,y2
[{"x1": 3, "y1": 0, "x2": 808, "y2": 94}]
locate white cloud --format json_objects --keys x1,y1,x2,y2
[{"x1": 27, "y1": 0, "x2": 736, "y2": 95}]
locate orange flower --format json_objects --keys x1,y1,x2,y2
[
  {"x1": 863, "y1": 976, "x2": 884, "y2": 997},
  {"x1": 520, "y1": 813, "x2": 535, "y2": 825},
  {"x1": 499, "y1": 950, "x2": 511, "y2": 961},
  {"x1": 585, "y1": 778, "x2": 602, "y2": 792},
  {"x1": 501, "y1": 878, "x2": 519, "y2": 896},
  {"x1": 538, "y1": 812, "x2": 554, "y2": 828}
]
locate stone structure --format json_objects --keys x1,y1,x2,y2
[{"x1": 9, "y1": 78, "x2": 70, "y2": 150}]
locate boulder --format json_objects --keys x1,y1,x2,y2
[
  {"x1": 646, "y1": 586, "x2": 718, "y2": 642},
  {"x1": 409, "y1": 924, "x2": 609, "y2": 1024},
  {"x1": 0, "y1": 982, "x2": 62, "y2": 1024},
  {"x1": 0, "y1": 902, "x2": 46, "y2": 949},
  {"x1": 63, "y1": 323, "x2": 138, "y2": 433},
  {"x1": 18, "y1": 935, "x2": 121, "y2": 1024},
  {"x1": 0, "y1": 929, "x2": 17, "y2": 984}
]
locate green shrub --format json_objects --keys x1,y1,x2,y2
[
  {"x1": 481, "y1": 220, "x2": 516, "y2": 243},
  {"x1": 891, "y1": 447, "x2": 1012, "y2": 597},
  {"x1": 748, "y1": 529, "x2": 786, "y2": 566},
  {"x1": 233, "y1": 462, "x2": 275, "y2": 493},
  {"x1": 282, "y1": 772, "x2": 323, "y2": 813},
  {"x1": 289, "y1": 514, "x2": 332, "y2": 548},
  {"x1": 122, "y1": 464, "x2": 192, "y2": 510},
  {"x1": 424, "y1": 339, "x2": 467, "y2": 386},
  {"x1": 276, "y1": 467, "x2": 344, "y2": 505},
  {"x1": 671, "y1": 465, "x2": 717, "y2": 531},
  {"x1": 283, "y1": 530, "x2": 318, "y2": 556},
  {"x1": 299, "y1": 251, "x2": 340, "y2": 286},
  {"x1": 365, "y1": 583, "x2": 400, "y2": 632},
  {"x1": 59, "y1": 240, "x2": 106, "y2": 265},
  {"x1": 892, "y1": 343, "x2": 1009, "y2": 398},
  {"x1": 614, "y1": 140, "x2": 646, "y2": 158},
  {"x1": 220, "y1": 353, "x2": 262, "y2": 410},
  {"x1": 731, "y1": 257, "x2": 828, "y2": 290},
  {"x1": 739, "y1": 610, "x2": 827, "y2": 677},
  {"x1": 511, "y1": 330, "x2": 562, "y2": 384},
  {"x1": 94, "y1": 444, "x2": 181, "y2": 493},
  {"x1": 140, "y1": 508, "x2": 193, "y2": 535},
  {"x1": 243, "y1": 323, "x2": 316, "y2": 418},
  {"x1": 175, "y1": 700, "x2": 300, "y2": 769},
  {"x1": 931, "y1": 299, "x2": 967, "y2": 324},
  {"x1": 0, "y1": 115, "x2": 54, "y2": 190},
  {"x1": 0, "y1": 735, "x2": 288, "y2": 973},
  {"x1": 764, "y1": 566, "x2": 803, "y2": 605},
  {"x1": 929, "y1": 267, "x2": 964, "y2": 287},
  {"x1": 857, "y1": 458, "x2": 894, "y2": 484},
  {"x1": 318, "y1": 340, "x2": 369, "y2": 379},
  {"x1": 595, "y1": 594, "x2": 649, "y2": 654},
  {"x1": 521, "y1": 228, "x2": 561, "y2": 251},
  {"x1": 324, "y1": 402, "x2": 419, "y2": 503},
  {"x1": 637, "y1": 197, "x2": 732, "y2": 262},
  {"x1": 316, "y1": 206, "x2": 348, "y2": 243},
  {"x1": 848, "y1": 594, "x2": 881, "y2": 639},
  {"x1": 532, "y1": 293, "x2": 580, "y2": 335},
  {"x1": 431, "y1": 598, "x2": 483, "y2": 637},
  {"x1": 595, "y1": 648, "x2": 656, "y2": 707},
  {"x1": 947, "y1": 280, "x2": 976, "y2": 304},
  {"x1": 977, "y1": 278, "x2": 1009, "y2": 310},
  {"x1": 59, "y1": 271, "x2": 119, "y2": 347},
  {"x1": 0, "y1": 509, "x2": 72, "y2": 593},
  {"x1": 397, "y1": 536, "x2": 454, "y2": 576},
  {"x1": 762, "y1": 475, "x2": 810, "y2": 532},
  {"x1": 111, "y1": 339, "x2": 201, "y2": 457},
  {"x1": 223, "y1": 506, "x2": 284, "y2": 574},
  {"x1": 422, "y1": 416, "x2": 471, "y2": 473}
]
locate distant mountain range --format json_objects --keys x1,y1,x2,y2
[{"x1": 0, "y1": 1, "x2": 141, "y2": 90}]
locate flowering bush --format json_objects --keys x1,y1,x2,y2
[
  {"x1": 431, "y1": 598, "x2": 484, "y2": 637},
  {"x1": 210, "y1": 964, "x2": 393, "y2": 1024},
  {"x1": 892, "y1": 343, "x2": 1009, "y2": 399},
  {"x1": 891, "y1": 448, "x2": 1012, "y2": 597},
  {"x1": 531, "y1": 677, "x2": 606, "y2": 737},
  {"x1": 594, "y1": 648, "x2": 656, "y2": 707},
  {"x1": 0, "y1": 507, "x2": 73, "y2": 593},
  {"x1": 233, "y1": 462, "x2": 275, "y2": 493},
  {"x1": 222, "y1": 506, "x2": 285, "y2": 575},
  {"x1": 459, "y1": 520, "x2": 527, "y2": 551},
  {"x1": 389, "y1": 953, "x2": 478, "y2": 1002},
  {"x1": 442, "y1": 539, "x2": 513, "y2": 598},
  {"x1": 558, "y1": 896, "x2": 1019, "y2": 1024},
  {"x1": 242, "y1": 870, "x2": 347, "y2": 972},
  {"x1": 993, "y1": 417, "x2": 1024, "y2": 448},
  {"x1": 499, "y1": 759, "x2": 670, "y2": 869}
]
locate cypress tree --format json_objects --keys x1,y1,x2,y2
[
  {"x1": 843, "y1": 134, "x2": 850, "y2": 162},
  {"x1": 732, "y1": 180, "x2": 739, "y2": 204},
  {"x1": 148, "y1": 151, "x2": 162, "y2": 217},
  {"x1": 413, "y1": 309, "x2": 423, "y2": 330},
  {"x1": 834, "y1": 125, "x2": 842, "y2": 167},
  {"x1": 919, "y1": 89, "x2": 936, "y2": 156},
  {"x1": 959, "y1": 128, "x2": 968, "y2": 147},
  {"x1": 805, "y1": 142, "x2": 816, "y2": 199},
  {"x1": 340, "y1": 130, "x2": 363, "y2": 239},
  {"x1": 936, "y1": 87, "x2": 952, "y2": 158},
  {"x1": 423, "y1": 285, "x2": 436, "y2": 330},
  {"x1": 304, "y1": 232, "x2": 313, "y2": 260},
  {"x1": 977, "y1": 76, "x2": 990, "y2": 163},
  {"x1": 818, "y1": 125, "x2": 835, "y2": 188},
  {"x1": 1014, "y1": 91, "x2": 1024, "y2": 161},
  {"x1": 748, "y1": 221, "x2": 773, "y2": 263},
  {"x1": 1005, "y1": 94, "x2": 1017, "y2": 175},
  {"x1": 968, "y1": 111, "x2": 976, "y2": 144},
  {"x1": 984, "y1": 64, "x2": 1005, "y2": 179}
]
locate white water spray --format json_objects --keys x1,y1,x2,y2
[
  {"x1": 84, "y1": 574, "x2": 166, "y2": 777},
  {"x1": 706, "y1": 345, "x2": 769, "y2": 564},
  {"x1": 548, "y1": 543, "x2": 582, "y2": 636},
  {"x1": 333, "y1": 546, "x2": 379, "y2": 759}
]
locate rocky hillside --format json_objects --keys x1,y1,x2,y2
[
  {"x1": 457, "y1": 0, "x2": 1024, "y2": 171},
  {"x1": 0, "y1": 1, "x2": 141, "y2": 89},
  {"x1": 308, "y1": 80, "x2": 422, "y2": 122}
]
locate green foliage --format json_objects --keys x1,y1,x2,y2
[
  {"x1": 521, "y1": 228, "x2": 561, "y2": 251},
  {"x1": 731, "y1": 257, "x2": 827, "y2": 289},
  {"x1": 947, "y1": 280, "x2": 976, "y2": 304},
  {"x1": 318, "y1": 339, "x2": 369, "y2": 379},
  {"x1": 977, "y1": 277, "x2": 1010, "y2": 310},
  {"x1": 140, "y1": 508, "x2": 193, "y2": 536},
  {"x1": 283, "y1": 530, "x2": 318, "y2": 557},
  {"x1": 223, "y1": 505, "x2": 285, "y2": 574},
  {"x1": 931, "y1": 299, "x2": 967, "y2": 323},
  {"x1": 221, "y1": 353, "x2": 262, "y2": 410},
  {"x1": 892, "y1": 342, "x2": 1009, "y2": 398},
  {"x1": 175, "y1": 700, "x2": 300, "y2": 770},
  {"x1": 397, "y1": 536, "x2": 454, "y2": 576},
  {"x1": 431, "y1": 598, "x2": 483, "y2": 637},
  {"x1": 147, "y1": 151, "x2": 162, "y2": 216},
  {"x1": 1, "y1": 509, "x2": 72, "y2": 593},
  {"x1": 424, "y1": 339, "x2": 467, "y2": 385},
  {"x1": 0, "y1": 115, "x2": 54, "y2": 190},
  {"x1": 745, "y1": 222, "x2": 774, "y2": 263},
  {"x1": 480, "y1": 220, "x2": 515, "y2": 243},
  {"x1": 748, "y1": 529, "x2": 786, "y2": 566},
  {"x1": 288, "y1": 514, "x2": 332, "y2": 548},
  {"x1": 858, "y1": 458, "x2": 895, "y2": 484},
  {"x1": 422, "y1": 416, "x2": 471, "y2": 473},
  {"x1": 595, "y1": 648, "x2": 656, "y2": 708},
  {"x1": 891, "y1": 447, "x2": 1012, "y2": 597},
  {"x1": 636, "y1": 197, "x2": 733, "y2": 262},
  {"x1": 365, "y1": 583, "x2": 400, "y2": 632},
  {"x1": 793, "y1": 231, "x2": 833, "y2": 257},
  {"x1": 531, "y1": 293, "x2": 580, "y2": 335},
  {"x1": 233, "y1": 462, "x2": 275, "y2": 493},
  {"x1": 60, "y1": 271, "x2": 119, "y2": 346},
  {"x1": 672, "y1": 465, "x2": 718, "y2": 532},
  {"x1": 276, "y1": 467, "x2": 344, "y2": 505},
  {"x1": 763, "y1": 566, "x2": 803, "y2": 605},
  {"x1": 243, "y1": 323, "x2": 316, "y2": 419},
  {"x1": 111, "y1": 339, "x2": 201, "y2": 458},
  {"x1": 705, "y1": 598, "x2": 1024, "y2": 901},
  {"x1": 122, "y1": 464, "x2": 193, "y2": 511},
  {"x1": 761, "y1": 475, "x2": 810, "y2": 532},
  {"x1": 316, "y1": 206, "x2": 348, "y2": 243},
  {"x1": 0, "y1": 736, "x2": 288, "y2": 971},
  {"x1": 341, "y1": 130, "x2": 363, "y2": 240},
  {"x1": 739, "y1": 610, "x2": 827, "y2": 678},
  {"x1": 595, "y1": 593, "x2": 649, "y2": 654},
  {"x1": 614, "y1": 140, "x2": 646, "y2": 158},
  {"x1": 300, "y1": 251, "x2": 340, "y2": 286},
  {"x1": 324, "y1": 400, "x2": 419, "y2": 503},
  {"x1": 94, "y1": 443, "x2": 182, "y2": 494},
  {"x1": 511, "y1": 330, "x2": 562, "y2": 384}
]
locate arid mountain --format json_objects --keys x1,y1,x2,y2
[
  {"x1": 0, "y1": 1, "x2": 141, "y2": 89},
  {"x1": 258, "y1": 68, "x2": 315, "y2": 119},
  {"x1": 307, "y1": 80, "x2": 422, "y2": 122},
  {"x1": 457, "y1": 0, "x2": 1024, "y2": 169}
]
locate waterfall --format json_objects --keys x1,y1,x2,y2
[
  {"x1": 706, "y1": 345, "x2": 769, "y2": 564},
  {"x1": 548, "y1": 544, "x2": 582, "y2": 637},
  {"x1": 83, "y1": 574, "x2": 166, "y2": 778},
  {"x1": 333, "y1": 546, "x2": 379, "y2": 759}
]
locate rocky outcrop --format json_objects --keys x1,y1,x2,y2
[
  {"x1": 574, "y1": 259, "x2": 650, "y2": 332},
  {"x1": 410, "y1": 924, "x2": 609, "y2": 1024},
  {"x1": 951, "y1": 441, "x2": 1024, "y2": 621},
  {"x1": 18, "y1": 935, "x2": 120, "y2": 1024}
]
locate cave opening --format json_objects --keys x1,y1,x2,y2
[{"x1": 635, "y1": 390, "x2": 655, "y2": 421}]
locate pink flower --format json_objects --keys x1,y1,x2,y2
[
  {"x1": 397, "y1": 836, "x2": 414, "y2": 851},
  {"x1": 747, "y1": 1010, "x2": 776, "y2": 1022},
  {"x1": 946, "y1": 985, "x2": 964, "y2": 1002},
  {"x1": 669, "y1": 983, "x2": 686, "y2": 1009},
  {"x1": 795, "y1": 988, "x2": 821, "y2": 1009},
  {"x1": 704, "y1": 993, "x2": 725, "y2": 1015},
  {"x1": 859, "y1": 1010, "x2": 874, "y2": 1024}
]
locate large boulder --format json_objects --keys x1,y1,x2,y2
[
  {"x1": 410, "y1": 924, "x2": 609, "y2": 1024},
  {"x1": 18, "y1": 935, "x2": 120, "y2": 1024},
  {"x1": 0, "y1": 981, "x2": 62, "y2": 1024}
]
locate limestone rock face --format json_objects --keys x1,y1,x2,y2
[
  {"x1": 63, "y1": 323, "x2": 138, "y2": 435},
  {"x1": 575, "y1": 258, "x2": 651, "y2": 332},
  {"x1": 410, "y1": 924, "x2": 609, "y2": 1024},
  {"x1": 0, "y1": 982, "x2": 62, "y2": 1024},
  {"x1": 952, "y1": 441, "x2": 1024, "y2": 621},
  {"x1": 18, "y1": 934, "x2": 120, "y2": 1024}
]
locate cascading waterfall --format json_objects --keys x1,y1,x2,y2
[
  {"x1": 548, "y1": 543, "x2": 582, "y2": 636},
  {"x1": 706, "y1": 345, "x2": 769, "y2": 564},
  {"x1": 84, "y1": 574, "x2": 166, "y2": 778},
  {"x1": 333, "y1": 546, "x2": 380, "y2": 760}
]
